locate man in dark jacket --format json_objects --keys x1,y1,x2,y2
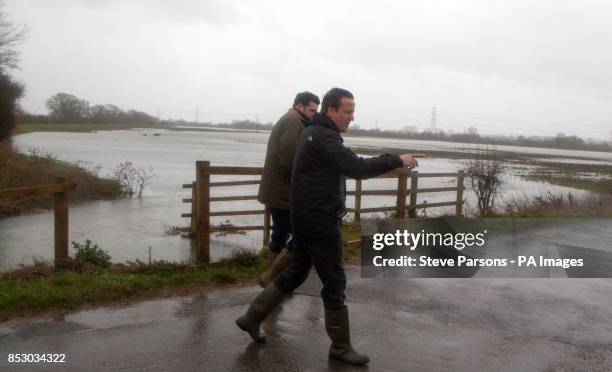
[
  {"x1": 256, "y1": 92, "x2": 319, "y2": 286},
  {"x1": 236, "y1": 88, "x2": 420, "y2": 366}
]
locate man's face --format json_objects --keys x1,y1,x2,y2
[
  {"x1": 295, "y1": 101, "x2": 319, "y2": 120},
  {"x1": 327, "y1": 97, "x2": 355, "y2": 132}
]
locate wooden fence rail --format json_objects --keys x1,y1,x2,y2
[
  {"x1": 181, "y1": 161, "x2": 465, "y2": 265},
  {"x1": 0, "y1": 177, "x2": 76, "y2": 268}
]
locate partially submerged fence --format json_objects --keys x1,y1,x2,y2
[
  {"x1": 181, "y1": 161, "x2": 465, "y2": 264},
  {"x1": 0, "y1": 177, "x2": 76, "y2": 268}
]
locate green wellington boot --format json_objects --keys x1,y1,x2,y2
[
  {"x1": 235, "y1": 283, "x2": 286, "y2": 342},
  {"x1": 325, "y1": 306, "x2": 370, "y2": 365}
]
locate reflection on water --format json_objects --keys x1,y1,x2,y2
[{"x1": 0, "y1": 129, "x2": 593, "y2": 272}]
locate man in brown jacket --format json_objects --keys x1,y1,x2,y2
[{"x1": 257, "y1": 92, "x2": 320, "y2": 286}]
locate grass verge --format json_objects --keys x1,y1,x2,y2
[
  {"x1": 341, "y1": 223, "x2": 362, "y2": 264},
  {"x1": 0, "y1": 227, "x2": 364, "y2": 321},
  {"x1": 0, "y1": 250, "x2": 267, "y2": 321}
]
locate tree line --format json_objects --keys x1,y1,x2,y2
[
  {"x1": 18, "y1": 92, "x2": 160, "y2": 125},
  {"x1": 345, "y1": 126, "x2": 612, "y2": 153},
  {"x1": 199, "y1": 120, "x2": 612, "y2": 152}
]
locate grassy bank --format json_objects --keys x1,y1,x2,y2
[
  {"x1": 524, "y1": 174, "x2": 612, "y2": 194},
  {"x1": 499, "y1": 192, "x2": 612, "y2": 218},
  {"x1": 15, "y1": 122, "x2": 174, "y2": 134},
  {"x1": 0, "y1": 143, "x2": 121, "y2": 217},
  {"x1": 0, "y1": 253, "x2": 267, "y2": 321}
]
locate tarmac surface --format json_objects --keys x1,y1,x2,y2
[
  {"x1": 1, "y1": 272, "x2": 612, "y2": 371},
  {"x1": 1, "y1": 218, "x2": 612, "y2": 371}
]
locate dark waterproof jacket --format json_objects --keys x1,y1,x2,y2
[
  {"x1": 258, "y1": 109, "x2": 310, "y2": 209},
  {"x1": 290, "y1": 113, "x2": 403, "y2": 240}
]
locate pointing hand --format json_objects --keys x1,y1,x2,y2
[{"x1": 399, "y1": 153, "x2": 425, "y2": 168}]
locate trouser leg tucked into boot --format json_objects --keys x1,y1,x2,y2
[
  {"x1": 325, "y1": 306, "x2": 370, "y2": 366},
  {"x1": 235, "y1": 283, "x2": 286, "y2": 342},
  {"x1": 257, "y1": 250, "x2": 291, "y2": 288}
]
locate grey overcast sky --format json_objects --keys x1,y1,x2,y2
[{"x1": 6, "y1": 0, "x2": 612, "y2": 139}]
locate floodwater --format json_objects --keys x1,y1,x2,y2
[
  {"x1": 0, "y1": 129, "x2": 597, "y2": 272},
  {"x1": 343, "y1": 135, "x2": 612, "y2": 162}
]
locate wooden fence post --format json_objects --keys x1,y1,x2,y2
[
  {"x1": 456, "y1": 170, "x2": 465, "y2": 217},
  {"x1": 190, "y1": 181, "x2": 197, "y2": 236},
  {"x1": 353, "y1": 179, "x2": 362, "y2": 228},
  {"x1": 263, "y1": 207, "x2": 271, "y2": 249},
  {"x1": 54, "y1": 176, "x2": 69, "y2": 269},
  {"x1": 196, "y1": 161, "x2": 210, "y2": 264},
  {"x1": 408, "y1": 171, "x2": 419, "y2": 218},
  {"x1": 396, "y1": 170, "x2": 408, "y2": 218}
]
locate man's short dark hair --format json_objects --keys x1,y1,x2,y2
[
  {"x1": 321, "y1": 87, "x2": 354, "y2": 114},
  {"x1": 293, "y1": 91, "x2": 320, "y2": 108}
]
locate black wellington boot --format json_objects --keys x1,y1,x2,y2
[{"x1": 325, "y1": 306, "x2": 370, "y2": 365}]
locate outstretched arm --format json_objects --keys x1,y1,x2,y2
[{"x1": 321, "y1": 134, "x2": 405, "y2": 179}]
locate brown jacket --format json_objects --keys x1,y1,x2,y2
[{"x1": 257, "y1": 109, "x2": 310, "y2": 209}]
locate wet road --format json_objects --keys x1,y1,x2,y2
[{"x1": 1, "y1": 268, "x2": 612, "y2": 371}]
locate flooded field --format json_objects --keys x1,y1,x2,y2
[{"x1": 0, "y1": 128, "x2": 599, "y2": 272}]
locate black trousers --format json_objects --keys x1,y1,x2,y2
[
  {"x1": 269, "y1": 207, "x2": 291, "y2": 253},
  {"x1": 274, "y1": 237, "x2": 346, "y2": 310}
]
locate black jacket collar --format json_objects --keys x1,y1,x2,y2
[{"x1": 311, "y1": 113, "x2": 339, "y2": 133}]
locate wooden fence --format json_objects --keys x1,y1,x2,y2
[
  {"x1": 181, "y1": 161, "x2": 465, "y2": 265},
  {"x1": 0, "y1": 177, "x2": 76, "y2": 268}
]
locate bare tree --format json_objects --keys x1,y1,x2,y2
[
  {"x1": 113, "y1": 161, "x2": 155, "y2": 198},
  {"x1": 45, "y1": 93, "x2": 90, "y2": 123},
  {"x1": 465, "y1": 154, "x2": 506, "y2": 217},
  {"x1": 90, "y1": 104, "x2": 123, "y2": 124},
  {"x1": 0, "y1": 1, "x2": 28, "y2": 72},
  {"x1": 0, "y1": 1, "x2": 26, "y2": 141}
]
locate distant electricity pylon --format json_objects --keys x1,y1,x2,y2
[{"x1": 430, "y1": 106, "x2": 437, "y2": 131}]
